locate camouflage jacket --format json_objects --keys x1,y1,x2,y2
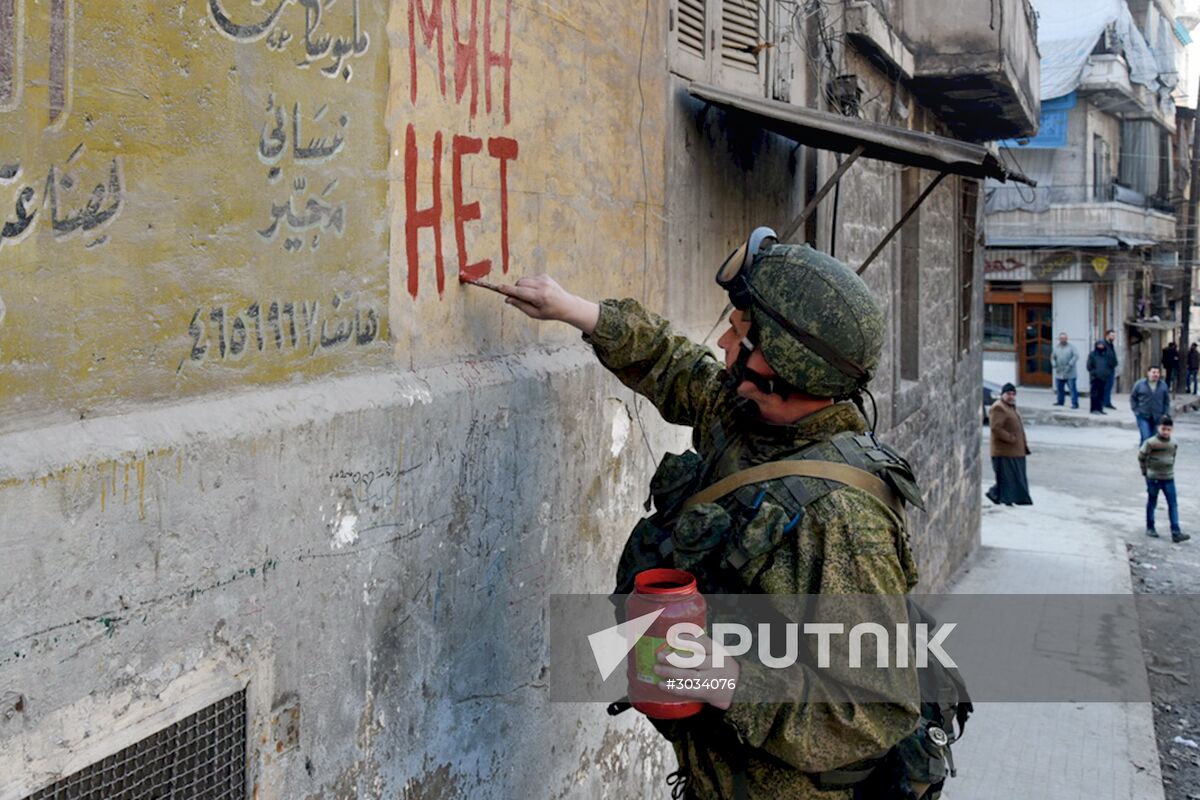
[{"x1": 586, "y1": 298, "x2": 921, "y2": 800}]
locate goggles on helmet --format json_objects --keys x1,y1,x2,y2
[
  {"x1": 716, "y1": 226, "x2": 778, "y2": 309},
  {"x1": 715, "y1": 227, "x2": 870, "y2": 388}
]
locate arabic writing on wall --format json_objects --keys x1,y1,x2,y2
[
  {"x1": 0, "y1": 145, "x2": 123, "y2": 250},
  {"x1": 1, "y1": 0, "x2": 115, "y2": 251},
  {"x1": 405, "y1": 0, "x2": 518, "y2": 299},
  {"x1": 0, "y1": 0, "x2": 391, "y2": 421},
  {"x1": 207, "y1": 0, "x2": 369, "y2": 82},
  {"x1": 181, "y1": 291, "x2": 380, "y2": 370},
  {"x1": 256, "y1": 95, "x2": 348, "y2": 252},
  {"x1": 0, "y1": 0, "x2": 72, "y2": 123}
]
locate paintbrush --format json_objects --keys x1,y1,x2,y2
[{"x1": 462, "y1": 277, "x2": 510, "y2": 295}]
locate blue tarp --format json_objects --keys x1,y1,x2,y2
[{"x1": 999, "y1": 93, "x2": 1076, "y2": 149}]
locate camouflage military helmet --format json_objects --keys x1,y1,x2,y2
[{"x1": 745, "y1": 244, "x2": 884, "y2": 398}]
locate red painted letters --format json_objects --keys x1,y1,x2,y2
[
  {"x1": 405, "y1": 125, "x2": 445, "y2": 299},
  {"x1": 409, "y1": 0, "x2": 446, "y2": 104},
  {"x1": 487, "y1": 136, "x2": 517, "y2": 274},
  {"x1": 451, "y1": 0, "x2": 480, "y2": 117},
  {"x1": 452, "y1": 135, "x2": 489, "y2": 282},
  {"x1": 483, "y1": 0, "x2": 512, "y2": 125},
  {"x1": 406, "y1": 0, "x2": 518, "y2": 298}
]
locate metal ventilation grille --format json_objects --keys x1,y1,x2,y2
[
  {"x1": 721, "y1": 0, "x2": 760, "y2": 72},
  {"x1": 24, "y1": 690, "x2": 246, "y2": 800},
  {"x1": 677, "y1": 0, "x2": 706, "y2": 58}
]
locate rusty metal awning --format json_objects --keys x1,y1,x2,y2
[{"x1": 688, "y1": 82, "x2": 1035, "y2": 185}]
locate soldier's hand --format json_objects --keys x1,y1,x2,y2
[
  {"x1": 496, "y1": 275, "x2": 600, "y2": 334},
  {"x1": 653, "y1": 634, "x2": 741, "y2": 710}
]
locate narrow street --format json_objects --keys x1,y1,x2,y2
[{"x1": 949, "y1": 408, "x2": 1200, "y2": 800}]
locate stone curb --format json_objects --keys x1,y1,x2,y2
[{"x1": 1017, "y1": 396, "x2": 1200, "y2": 430}]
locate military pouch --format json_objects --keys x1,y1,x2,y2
[
  {"x1": 667, "y1": 502, "x2": 737, "y2": 593},
  {"x1": 894, "y1": 725, "x2": 948, "y2": 787},
  {"x1": 648, "y1": 450, "x2": 705, "y2": 517},
  {"x1": 613, "y1": 517, "x2": 673, "y2": 595},
  {"x1": 722, "y1": 493, "x2": 789, "y2": 587}
]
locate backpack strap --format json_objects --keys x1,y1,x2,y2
[{"x1": 680, "y1": 459, "x2": 905, "y2": 518}]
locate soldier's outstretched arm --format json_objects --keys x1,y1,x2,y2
[{"x1": 500, "y1": 275, "x2": 727, "y2": 427}]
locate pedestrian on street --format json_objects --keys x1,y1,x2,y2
[
  {"x1": 1139, "y1": 415, "x2": 1190, "y2": 543},
  {"x1": 1051, "y1": 333, "x2": 1079, "y2": 408},
  {"x1": 1086, "y1": 340, "x2": 1113, "y2": 415},
  {"x1": 1162, "y1": 341, "x2": 1180, "y2": 389},
  {"x1": 1131, "y1": 366, "x2": 1170, "y2": 444},
  {"x1": 1187, "y1": 343, "x2": 1199, "y2": 395},
  {"x1": 500, "y1": 232, "x2": 951, "y2": 799},
  {"x1": 1104, "y1": 329, "x2": 1119, "y2": 409},
  {"x1": 987, "y1": 383, "x2": 1032, "y2": 506}
]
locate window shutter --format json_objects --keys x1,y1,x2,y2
[
  {"x1": 716, "y1": 0, "x2": 766, "y2": 94},
  {"x1": 678, "y1": 0, "x2": 706, "y2": 59},
  {"x1": 670, "y1": 0, "x2": 709, "y2": 81}
]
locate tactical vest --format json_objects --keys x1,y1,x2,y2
[
  {"x1": 609, "y1": 423, "x2": 973, "y2": 800},
  {"x1": 613, "y1": 428, "x2": 924, "y2": 597}
]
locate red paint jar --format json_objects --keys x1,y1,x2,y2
[{"x1": 627, "y1": 568, "x2": 707, "y2": 719}]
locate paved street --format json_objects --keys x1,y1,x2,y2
[{"x1": 946, "y1": 412, "x2": 1200, "y2": 799}]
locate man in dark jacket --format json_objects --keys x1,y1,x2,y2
[
  {"x1": 1103, "y1": 329, "x2": 1119, "y2": 409},
  {"x1": 1131, "y1": 366, "x2": 1171, "y2": 444},
  {"x1": 1187, "y1": 343, "x2": 1198, "y2": 395},
  {"x1": 1163, "y1": 342, "x2": 1180, "y2": 389},
  {"x1": 1086, "y1": 340, "x2": 1114, "y2": 414}
]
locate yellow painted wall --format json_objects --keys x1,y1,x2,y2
[
  {"x1": 0, "y1": 0, "x2": 390, "y2": 431},
  {"x1": 386, "y1": 0, "x2": 667, "y2": 367},
  {"x1": 0, "y1": 0, "x2": 668, "y2": 432}
]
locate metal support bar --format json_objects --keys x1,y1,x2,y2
[
  {"x1": 779, "y1": 144, "x2": 865, "y2": 243},
  {"x1": 857, "y1": 170, "x2": 948, "y2": 275}
]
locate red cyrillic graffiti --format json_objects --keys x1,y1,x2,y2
[
  {"x1": 406, "y1": 0, "x2": 517, "y2": 298},
  {"x1": 405, "y1": 124, "x2": 444, "y2": 299}
]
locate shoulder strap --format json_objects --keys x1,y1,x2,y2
[{"x1": 680, "y1": 460, "x2": 905, "y2": 518}]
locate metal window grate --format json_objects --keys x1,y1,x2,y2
[{"x1": 24, "y1": 690, "x2": 246, "y2": 800}]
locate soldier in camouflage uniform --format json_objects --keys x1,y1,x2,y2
[{"x1": 500, "y1": 237, "x2": 927, "y2": 799}]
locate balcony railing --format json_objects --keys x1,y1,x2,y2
[
  {"x1": 899, "y1": 0, "x2": 1040, "y2": 140},
  {"x1": 985, "y1": 182, "x2": 1175, "y2": 214}
]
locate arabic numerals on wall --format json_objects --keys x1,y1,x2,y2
[{"x1": 181, "y1": 293, "x2": 380, "y2": 369}]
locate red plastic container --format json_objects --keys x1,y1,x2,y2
[{"x1": 626, "y1": 568, "x2": 708, "y2": 719}]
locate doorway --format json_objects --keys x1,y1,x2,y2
[{"x1": 1019, "y1": 303, "x2": 1053, "y2": 386}]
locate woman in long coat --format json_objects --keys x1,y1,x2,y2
[{"x1": 987, "y1": 383, "x2": 1033, "y2": 505}]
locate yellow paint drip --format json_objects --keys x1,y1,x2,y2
[{"x1": 136, "y1": 459, "x2": 146, "y2": 520}]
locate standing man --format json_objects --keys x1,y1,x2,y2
[
  {"x1": 987, "y1": 383, "x2": 1033, "y2": 506},
  {"x1": 1187, "y1": 343, "x2": 1199, "y2": 395},
  {"x1": 1085, "y1": 340, "x2": 1113, "y2": 415},
  {"x1": 1162, "y1": 341, "x2": 1180, "y2": 390},
  {"x1": 499, "y1": 236, "x2": 943, "y2": 799},
  {"x1": 1131, "y1": 366, "x2": 1171, "y2": 444},
  {"x1": 1139, "y1": 415, "x2": 1190, "y2": 543},
  {"x1": 1103, "y1": 329, "x2": 1119, "y2": 410},
  {"x1": 1051, "y1": 332, "x2": 1079, "y2": 409}
]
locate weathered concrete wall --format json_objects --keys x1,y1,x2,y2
[
  {"x1": 1, "y1": 0, "x2": 995, "y2": 798},
  {"x1": 0, "y1": 357, "x2": 683, "y2": 799},
  {"x1": 1, "y1": 1, "x2": 681, "y2": 797}
]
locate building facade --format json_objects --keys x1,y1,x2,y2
[
  {"x1": 984, "y1": 0, "x2": 1189, "y2": 390},
  {"x1": 0, "y1": 1, "x2": 1037, "y2": 798}
]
